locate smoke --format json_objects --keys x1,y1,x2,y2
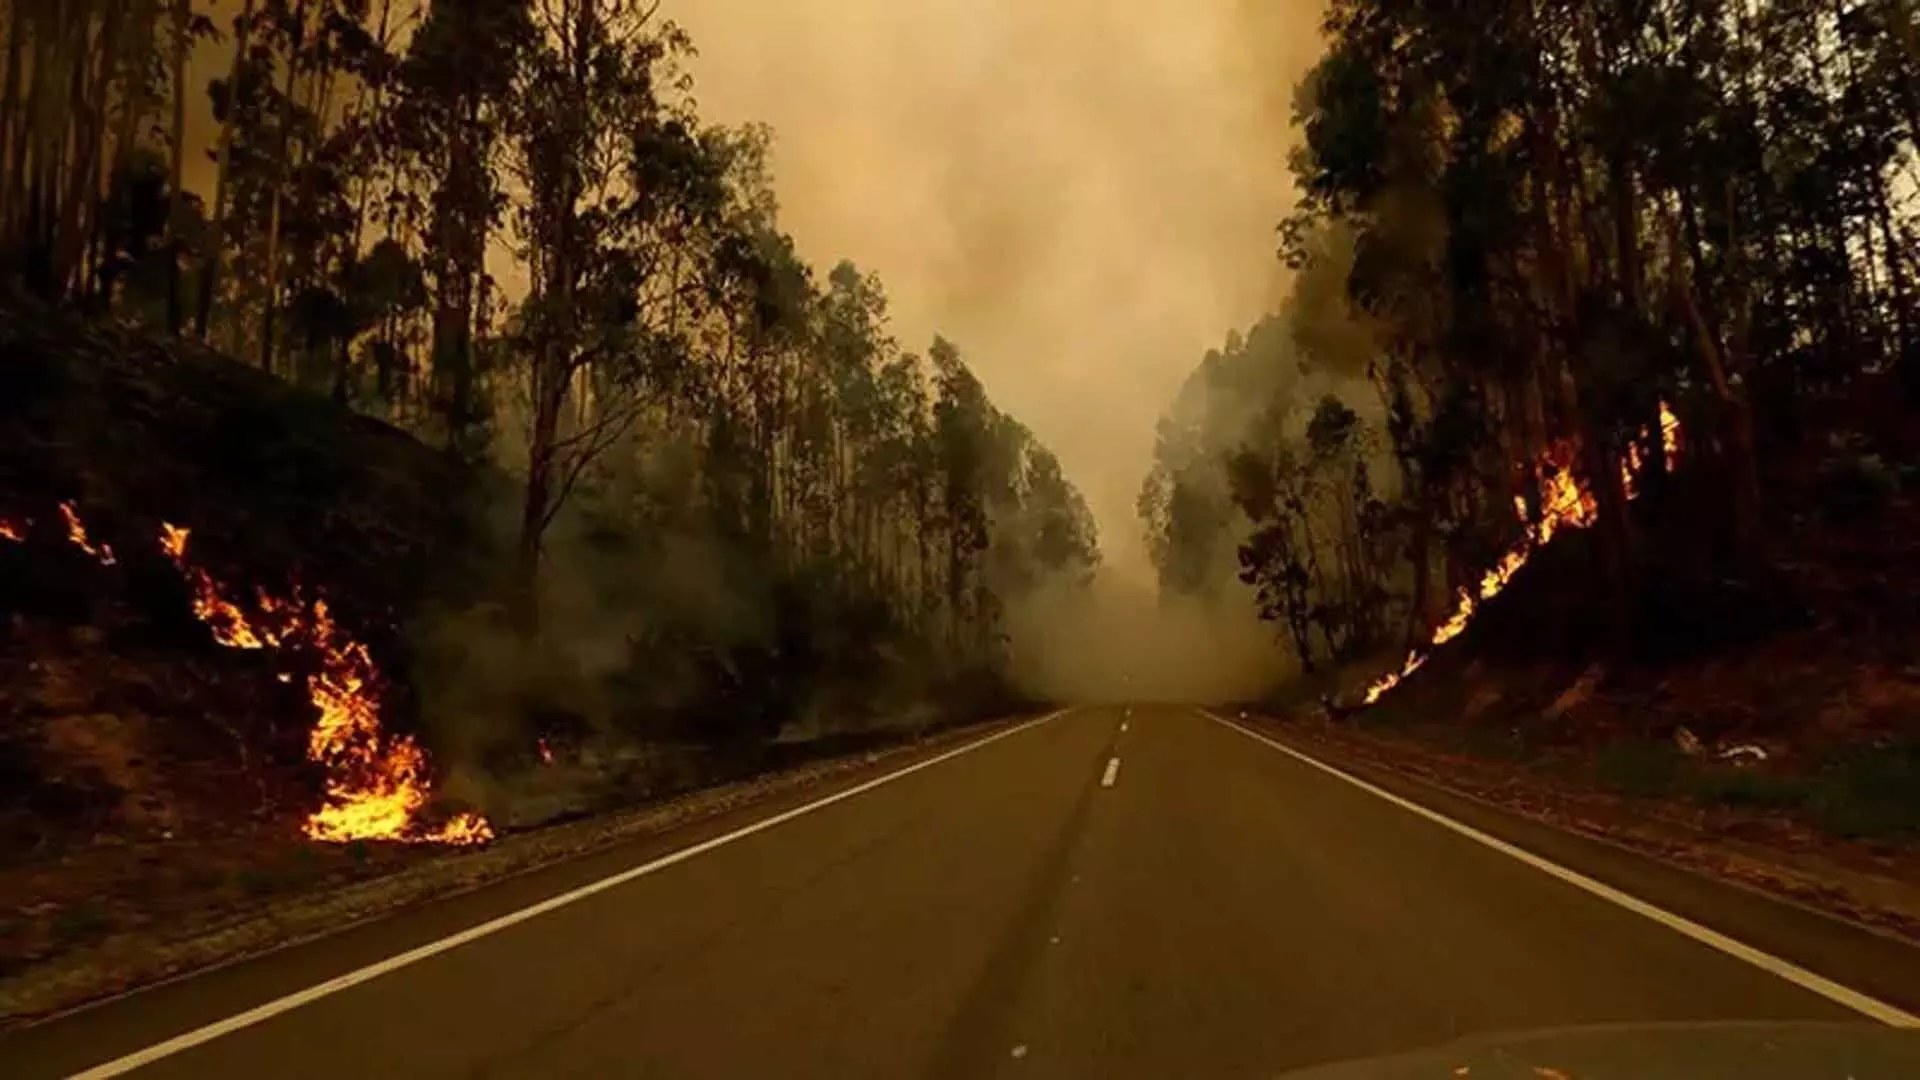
[
  {"x1": 666, "y1": 0, "x2": 1333, "y2": 702},
  {"x1": 176, "y1": 0, "x2": 1342, "y2": 706},
  {"x1": 671, "y1": 0, "x2": 1326, "y2": 561},
  {"x1": 1005, "y1": 572, "x2": 1288, "y2": 704}
]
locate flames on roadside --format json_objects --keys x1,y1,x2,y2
[
  {"x1": 157, "y1": 523, "x2": 491, "y2": 845},
  {"x1": 1360, "y1": 403, "x2": 1682, "y2": 706},
  {"x1": 60, "y1": 501, "x2": 116, "y2": 565},
  {"x1": 3, "y1": 503, "x2": 489, "y2": 845}
]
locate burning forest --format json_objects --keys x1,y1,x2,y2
[
  {"x1": 1361, "y1": 404, "x2": 1684, "y2": 705},
  {"x1": 7, "y1": 504, "x2": 489, "y2": 846}
]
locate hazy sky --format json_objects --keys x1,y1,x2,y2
[
  {"x1": 668, "y1": 0, "x2": 1327, "y2": 573},
  {"x1": 181, "y1": 0, "x2": 1326, "y2": 578}
]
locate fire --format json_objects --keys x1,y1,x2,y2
[
  {"x1": 60, "y1": 501, "x2": 116, "y2": 565},
  {"x1": 1361, "y1": 402, "x2": 1682, "y2": 706},
  {"x1": 160, "y1": 523, "x2": 491, "y2": 845},
  {"x1": 10, "y1": 505, "x2": 485, "y2": 843},
  {"x1": 1622, "y1": 400, "x2": 1683, "y2": 499},
  {"x1": 538, "y1": 738, "x2": 554, "y2": 765}
]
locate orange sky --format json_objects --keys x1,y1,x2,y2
[{"x1": 668, "y1": 0, "x2": 1325, "y2": 573}]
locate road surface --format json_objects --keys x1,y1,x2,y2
[{"x1": 5, "y1": 706, "x2": 1918, "y2": 1078}]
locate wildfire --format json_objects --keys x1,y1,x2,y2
[
  {"x1": 60, "y1": 500, "x2": 116, "y2": 565},
  {"x1": 537, "y1": 738, "x2": 554, "y2": 765},
  {"x1": 0, "y1": 517, "x2": 23, "y2": 542},
  {"x1": 158, "y1": 524, "x2": 490, "y2": 845},
  {"x1": 1362, "y1": 402, "x2": 1682, "y2": 706}
]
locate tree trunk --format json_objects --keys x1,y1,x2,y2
[
  {"x1": 517, "y1": 365, "x2": 566, "y2": 637},
  {"x1": 196, "y1": 0, "x2": 257, "y2": 341},
  {"x1": 0, "y1": 0, "x2": 25, "y2": 236},
  {"x1": 59, "y1": 5, "x2": 122, "y2": 300},
  {"x1": 258, "y1": 0, "x2": 308, "y2": 373},
  {"x1": 164, "y1": 0, "x2": 189, "y2": 332}
]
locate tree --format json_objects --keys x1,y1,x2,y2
[
  {"x1": 1148, "y1": 0, "x2": 1920, "y2": 674},
  {"x1": 395, "y1": 0, "x2": 532, "y2": 456},
  {"x1": 4, "y1": 0, "x2": 1100, "y2": 748}
]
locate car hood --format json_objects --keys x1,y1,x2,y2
[{"x1": 1273, "y1": 1021, "x2": 1920, "y2": 1079}]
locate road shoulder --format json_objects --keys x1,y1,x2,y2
[
  {"x1": 1209, "y1": 710, "x2": 1920, "y2": 1022},
  {"x1": 0, "y1": 713, "x2": 1042, "y2": 1033}
]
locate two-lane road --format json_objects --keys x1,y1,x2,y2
[{"x1": 6, "y1": 706, "x2": 1918, "y2": 1078}]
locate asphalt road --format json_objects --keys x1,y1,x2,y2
[{"x1": 6, "y1": 706, "x2": 1919, "y2": 1079}]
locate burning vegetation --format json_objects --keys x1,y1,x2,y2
[
  {"x1": 1361, "y1": 403, "x2": 1683, "y2": 705},
  {"x1": 157, "y1": 523, "x2": 491, "y2": 846},
  {"x1": 10, "y1": 503, "x2": 488, "y2": 846},
  {"x1": 59, "y1": 500, "x2": 116, "y2": 566}
]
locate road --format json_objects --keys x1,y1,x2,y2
[{"x1": 5, "y1": 706, "x2": 1919, "y2": 1078}]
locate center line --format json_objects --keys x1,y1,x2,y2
[{"x1": 1101, "y1": 757, "x2": 1121, "y2": 787}]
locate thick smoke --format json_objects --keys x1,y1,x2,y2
[
  {"x1": 668, "y1": 0, "x2": 1334, "y2": 701},
  {"x1": 175, "y1": 0, "x2": 1344, "y2": 707}
]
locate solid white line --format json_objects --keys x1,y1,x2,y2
[
  {"x1": 1101, "y1": 757, "x2": 1121, "y2": 788},
  {"x1": 1200, "y1": 710, "x2": 1920, "y2": 1028},
  {"x1": 69, "y1": 711, "x2": 1069, "y2": 1079}
]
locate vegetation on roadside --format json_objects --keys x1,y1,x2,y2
[
  {"x1": 0, "y1": 0, "x2": 1099, "y2": 866},
  {"x1": 1144, "y1": 0, "x2": 1920, "y2": 842}
]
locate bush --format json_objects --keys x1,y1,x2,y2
[
  {"x1": 1807, "y1": 744, "x2": 1920, "y2": 840},
  {"x1": 1458, "y1": 724, "x2": 1545, "y2": 763},
  {"x1": 1687, "y1": 767, "x2": 1808, "y2": 811},
  {"x1": 1594, "y1": 739, "x2": 1686, "y2": 798},
  {"x1": 1816, "y1": 450, "x2": 1900, "y2": 524}
]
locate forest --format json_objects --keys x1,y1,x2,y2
[
  {"x1": 1144, "y1": 0, "x2": 1919, "y2": 689},
  {"x1": 0, "y1": 0, "x2": 1099, "y2": 832}
]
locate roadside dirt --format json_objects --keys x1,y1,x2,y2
[{"x1": 1246, "y1": 711, "x2": 1920, "y2": 947}]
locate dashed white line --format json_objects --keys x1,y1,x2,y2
[
  {"x1": 1101, "y1": 756, "x2": 1121, "y2": 788},
  {"x1": 1201, "y1": 709, "x2": 1920, "y2": 1028},
  {"x1": 65, "y1": 710, "x2": 1071, "y2": 1079},
  {"x1": 1120, "y1": 720, "x2": 1128, "y2": 733}
]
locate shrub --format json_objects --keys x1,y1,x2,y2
[
  {"x1": 1687, "y1": 767, "x2": 1808, "y2": 811},
  {"x1": 1816, "y1": 450, "x2": 1900, "y2": 524},
  {"x1": 1807, "y1": 744, "x2": 1920, "y2": 840},
  {"x1": 1595, "y1": 739, "x2": 1685, "y2": 798}
]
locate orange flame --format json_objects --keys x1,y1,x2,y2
[
  {"x1": 538, "y1": 738, "x2": 554, "y2": 765},
  {"x1": 0, "y1": 517, "x2": 24, "y2": 542},
  {"x1": 60, "y1": 501, "x2": 116, "y2": 565},
  {"x1": 160, "y1": 523, "x2": 491, "y2": 845},
  {"x1": 1361, "y1": 402, "x2": 1681, "y2": 706}
]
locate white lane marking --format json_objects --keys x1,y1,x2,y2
[
  {"x1": 69, "y1": 711, "x2": 1070, "y2": 1079},
  {"x1": 1201, "y1": 710, "x2": 1920, "y2": 1027},
  {"x1": 1120, "y1": 721, "x2": 1128, "y2": 733},
  {"x1": 1010, "y1": 1044, "x2": 1029, "y2": 1059},
  {"x1": 1101, "y1": 757, "x2": 1121, "y2": 788}
]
